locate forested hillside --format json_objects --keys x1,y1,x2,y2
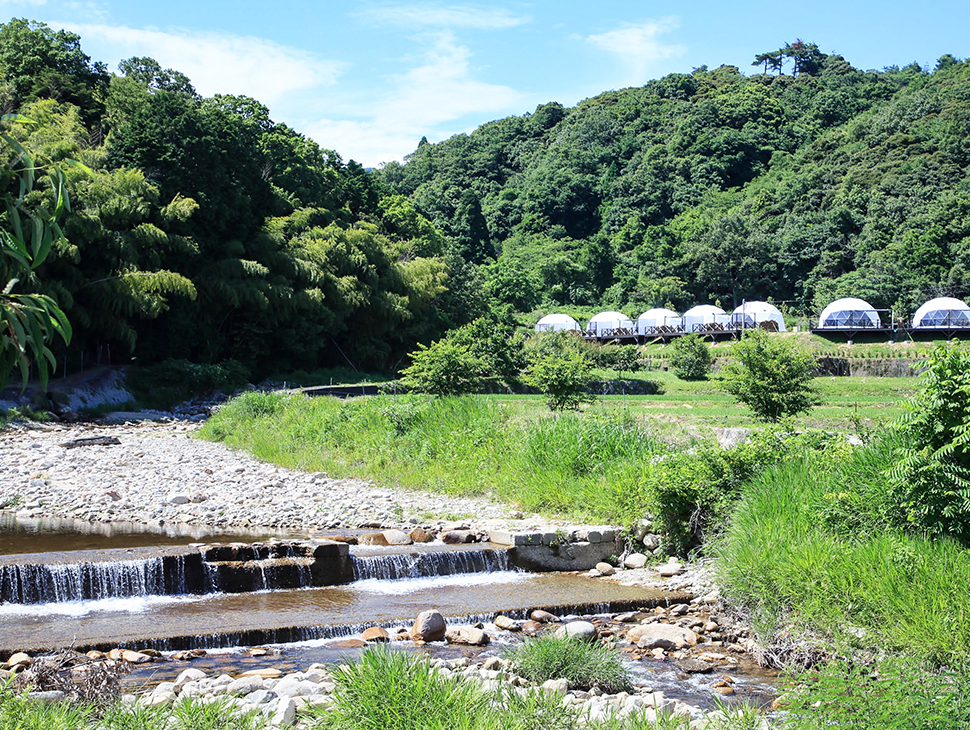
[
  {"x1": 379, "y1": 45, "x2": 970, "y2": 321},
  {"x1": 2, "y1": 20, "x2": 969, "y2": 382},
  {"x1": 0, "y1": 18, "x2": 465, "y2": 380}
]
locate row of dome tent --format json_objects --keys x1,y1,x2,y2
[
  {"x1": 534, "y1": 297, "x2": 970, "y2": 340},
  {"x1": 535, "y1": 302, "x2": 788, "y2": 339}
]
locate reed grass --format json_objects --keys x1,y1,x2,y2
[{"x1": 503, "y1": 635, "x2": 632, "y2": 693}]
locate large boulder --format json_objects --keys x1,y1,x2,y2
[
  {"x1": 411, "y1": 610, "x2": 446, "y2": 642},
  {"x1": 382, "y1": 530, "x2": 412, "y2": 546},
  {"x1": 555, "y1": 621, "x2": 598, "y2": 643}
]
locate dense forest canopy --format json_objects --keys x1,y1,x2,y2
[{"x1": 1, "y1": 18, "x2": 968, "y2": 381}]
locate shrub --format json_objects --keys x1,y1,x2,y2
[
  {"x1": 525, "y1": 351, "x2": 593, "y2": 411},
  {"x1": 504, "y1": 635, "x2": 631, "y2": 693},
  {"x1": 398, "y1": 338, "x2": 485, "y2": 396},
  {"x1": 721, "y1": 330, "x2": 819, "y2": 422},
  {"x1": 888, "y1": 343, "x2": 970, "y2": 545},
  {"x1": 668, "y1": 334, "x2": 711, "y2": 380}
]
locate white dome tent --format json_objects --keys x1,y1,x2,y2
[
  {"x1": 586, "y1": 311, "x2": 634, "y2": 335},
  {"x1": 733, "y1": 301, "x2": 786, "y2": 332},
  {"x1": 683, "y1": 304, "x2": 727, "y2": 332},
  {"x1": 534, "y1": 313, "x2": 581, "y2": 333},
  {"x1": 636, "y1": 308, "x2": 681, "y2": 334},
  {"x1": 911, "y1": 297, "x2": 970, "y2": 329},
  {"x1": 818, "y1": 298, "x2": 881, "y2": 329}
]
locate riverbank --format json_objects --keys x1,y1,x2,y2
[{"x1": 0, "y1": 419, "x2": 563, "y2": 535}]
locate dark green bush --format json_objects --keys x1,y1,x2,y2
[{"x1": 668, "y1": 334, "x2": 711, "y2": 380}]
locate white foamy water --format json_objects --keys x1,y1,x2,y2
[
  {"x1": 351, "y1": 570, "x2": 532, "y2": 595},
  {"x1": 0, "y1": 593, "x2": 216, "y2": 618}
]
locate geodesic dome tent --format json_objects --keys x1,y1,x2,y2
[
  {"x1": 733, "y1": 301, "x2": 786, "y2": 332},
  {"x1": 586, "y1": 311, "x2": 634, "y2": 335},
  {"x1": 911, "y1": 297, "x2": 970, "y2": 329},
  {"x1": 534, "y1": 313, "x2": 581, "y2": 333},
  {"x1": 818, "y1": 298, "x2": 881, "y2": 329},
  {"x1": 683, "y1": 305, "x2": 727, "y2": 332},
  {"x1": 636, "y1": 308, "x2": 681, "y2": 334}
]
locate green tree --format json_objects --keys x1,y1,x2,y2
[
  {"x1": 669, "y1": 333, "x2": 711, "y2": 380},
  {"x1": 397, "y1": 337, "x2": 484, "y2": 396},
  {"x1": 0, "y1": 117, "x2": 72, "y2": 388},
  {"x1": 525, "y1": 350, "x2": 592, "y2": 411},
  {"x1": 721, "y1": 330, "x2": 818, "y2": 422},
  {"x1": 888, "y1": 343, "x2": 970, "y2": 544}
]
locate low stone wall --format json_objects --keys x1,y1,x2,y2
[{"x1": 490, "y1": 527, "x2": 623, "y2": 572}]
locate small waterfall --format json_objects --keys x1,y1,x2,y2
[
  {"x1": 0, "y1": 556, "x2": 201, "y2": 605},
  {"x1": 352, "y1": 549, "x2": 509, "y2": 581}
]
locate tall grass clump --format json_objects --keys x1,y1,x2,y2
[
  {"x1": 716, "y1": 438, "x2": 970, "y2": 663},
  {"x1": 782, "y1": 657, "x2": 970, "y2": 730},
  {"x1": 0, "y1": 684, "x2": 92, "y2": 730},
  {"x1": 199, "y1": 392, "x2": 669, "y2": 521},
  {"x1": 504, "y1": 635, "x2": 632, "y2": 693}
]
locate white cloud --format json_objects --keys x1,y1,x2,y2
[
  {"x1": 0, "y1": 0, "x2": 47, "y2": 5},
  {"x1": 305, "y1": 31, "x2": 523, "y2": 166},
  {"x1": 63, "y1": 23, "x2": 344, "y2": 105},
  {"x1": 586, "y1": 18, "x2": 686, "y2": 85},
  {"x1": 358, "y1": 3, "x2": 530, "y2": 29}
]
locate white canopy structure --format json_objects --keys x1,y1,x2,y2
[
  {"x1": 683, "y1": 304, "x2": 726, "y2": 332},
  {"x1": 733, "y1": 301, "x2": 786, "y2": 332},
  {"x1": 534, "y1": 313, "x2": 581, "y2": 333},
  {"x1": 586, "y1": 311, "x2": 634, "y2": 335},
  {"x1": 912, "y1": 297, "x2": 970, "y2": 329},
  {"x1": 636, "y1": 308, "x2": 681, "y2": 334},
  {"x1": 818, "y1": 297, "x2": 881, "y2": 329}
]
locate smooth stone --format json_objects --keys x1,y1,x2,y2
[
  {"x1": 411, "y1": 609, "x2": 447, "y2": 642},
  {"x1": 624, "y1": 553, "x2": 648, "y2": 569},
  {"x1": 494, "y1": 615, "x2": 520, "y2": 631},
  {"x1": 595, "y1": 562, "x2": 615, "y2": 576},
  {"x1": 409, "y1": 528, "x2": 434, "y2": 543},
  {"x1": 6, "y1": 652, "x2": 31, "y2": 668},
  {"x1": 541, "y1": 678, "x2": 569, "y2": 696},
  {"x1": 174, "y1": 668, "x2": 206, "y2": 687},
  {"x1": 226, "y1": 676, "x2": 265, "y2": 696},
  {"x1": 381, "y1": 529, "x2": 412, "y2": 546},
  {"x1": 440, "y1": 530, "x2": 475, "y2": 544},
  {"x1": 445, "y1": 626, "x2": 489, "y2": 646},
  {"x1": 240, "y1": 667, "x2": 283, "y2": 678},
  {"x1": 357, "y1": 532, "x2": 389, "y2": 546},
  {"x1": 361, "y1": 626, "x2": 390, "y2": 643},
  {"x1": 628, "y1": 624, "x2": 698, "y2": 650},
  {"x1": 121, "y1": 650, "x2": 152, "y2": 664},
  {"x1": 272, "y1": 697, "x2": 298, "y2": 727},
  {"x1": 530, "y1": 609, "x2": 559, "y2": 623},
  {"x1": 556, "y1": 620, "x2": 598, "y2": 643}
]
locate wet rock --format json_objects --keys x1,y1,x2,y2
[
  {"x1": 495, "y1": 615, "x2": 520, "y2": 631},
  {"x1": 333, "y1": 639, "x2": 367, "y2": 648},
  {"x1": 121, "y1": 650, "x2": 152, "y2": 664},
  {"x1": 411, "y1": 609, "x2": 446, "y2": 642},
  {"x1": 677, "y1": 659, "x2": 714, "y2": 674},
  {"x1": 440, "y1": 530, "x2": 475, "y2": 544},
  {"x1": 445, "y1": 626, "x2": 489, "y2": 646},
  {"x1": 409, "y1": 528, "x2": 434, "y2": 543},
  {"x1": 175, "y1": 668, "x2": 206, "y2": 687},
  {"x1": 521, "y1": 620, "x2": 543, "y2": 634},
  {"x1": 240, "y1": 667, "x2": 282, "y2": 678},
  {"x1": 358, "y1": 532, "x2": 389, "y2": 546},
  {"x1": 361, "y1": 627, "x2": 390, "y2": 643},
  {"x1": 530, "y1": 609, "x2": 559, "y2": 623},
  {"x1": 381, "y1": 529, "x2": 412, "y2": 546}
]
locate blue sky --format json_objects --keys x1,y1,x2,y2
[{"x1": 5, "y1": 1, "x2": 969, "y2": 166}]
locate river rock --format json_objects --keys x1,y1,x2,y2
[
  {"x1": 358, "y1": 532, "x2": 389, "y2": 546},
  {"x1": 624, "y1": 553, "x2": 648, "y2": 569},
  {"x1": 411, "y1": 609, "x2": 446, "y2": 642},
  {"x1": 556, "y1": 620, "x2": 598, "y2": 643},
  {"x1": 272, "y1": 696, "x2": 298, "y2": 727},
  {"x1": 241, "y1": 667, "x2": 283, "y2": 678},
  {"x1": 382, "y1": 529, "x2": 412, "y2": 546},
  {"x1": 595, "y1": 562, "x2": 615, "y2": 576},
  {"x1": 628, "y1": 624, "x2": 698, "y2": 649},
  {"x1": 677, "y1": 659, "x2": 714, "y2": 674},
  {"x1": 361, "y1": 626, "x2": 390, "y2": 643},
  {"x1": 530, "y1": 609, "x2": 559, "y2": 623},
  {"x1": 521, "y1": 620, "x2": 543, "y2": 634},
  {"x1": 226, "y1": 675, "x2": 265, "y2": 695},
  {"x1": 174, "y1": 668, "x2": 206, "y2": 687},
  {"x1": 542, "y1": 678, "x2": 569, "y2": 697},
  {"x1": 6, "y1": 652, "x2": 31, "y2": 668},
  {"x1": 494, "y1": 615, "x2": 520, "y2": 631},
  {"x1": 656, "y1": 559, "x2": 684, "y2": 577},
  {"x1": 445, "y1": 626, "x2": 489, "y2": 646},
  {"x1": 121, "y1": 650, "x2": 152, "y2": 664},
  {"x1": 440, "y1": 530, "x2": 475, "y2": 544},
  {"x1": 409, "y1": 528, "x2": 434, "y2": 543}
]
